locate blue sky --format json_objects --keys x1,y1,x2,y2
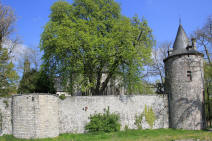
[{"x1": 2, "y1": 0, "x2": 212, "y2": 51}]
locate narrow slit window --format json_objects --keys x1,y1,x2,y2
[{"x1": 187, "y1": 71, "x2": 192, "y2": 81}]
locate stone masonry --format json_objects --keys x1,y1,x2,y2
[
  {"x1": 165, "y1": 55, "x2": 204, "y2": 130},
  {"x1": 12, "y1": 94, "x2": 59, "y2": 139},
  {"x1": 0, "y1": 98, "x2": 12, "y2": 135},
  {"x1": 0, "y1": 94, "x2": 168, "y2": 139},
  {"x1": 164, "y1": 24, "x2": 205, "y2": 130},
  {"x1": 59, "y1": 95, "x2": 168, "y2": 133}
]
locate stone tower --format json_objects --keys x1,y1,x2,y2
[
  {"x1": 12, "y1": 94, "x2": 59, "y2": 139},
  {"x1": 164, "y1": 24, "x2": 205, "y2": 130},
  {"x1": 23, "y1": 57, "x2": 30, "y2": 74}
]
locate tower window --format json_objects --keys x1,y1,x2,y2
[{"x1": 187, "y1": 71, "x2": 192, "y2": 81}]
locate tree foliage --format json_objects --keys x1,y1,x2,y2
[
  {"x1": 18, "y1": 69, "x2": 38, "y2": 93},
  {"x1": 18, "y1": 59, "x2": 56, "y2": 94},
  {"x1": 149, "y1": 42, "x2": 171, "y2": 94},
  {"x1": 192, "y1": 16, "x2": 212, "y2": 123},
  {"x1": 18, "y1": 69, "x2": 56, "y2": 94},
  {"x1": 204, "y1": 63, "x2": 212, "y2": 88},
  {"x1": 0, "y1": 2, "x2": 19, "y2": 96},
  {"x1": 35, "y1": 69, "x2": 56, "y2": 94},
  {"x1": 193, "y1": 16, "x2": 212, "y2": 64},
  {"x1": 193, "y1": 16, "x2": 212, "y2": 90},
  {"x1": 40, "y1": 0, "x2": 154, "y2": 95}
]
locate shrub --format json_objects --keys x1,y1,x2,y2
[
  {"x1": 85, "y1": 107, "x2": 121, "y2": 133},
  {"x1": 59, "y1": 94, "x2": 66, "y2": 100}
]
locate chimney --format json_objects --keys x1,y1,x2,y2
[{"x1": 191, "y1": 38, "x2": 196, "y2": 50}]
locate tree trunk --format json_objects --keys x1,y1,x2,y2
[{"x1": 99, "y1": 59, "x2": 120, "y2": 94}]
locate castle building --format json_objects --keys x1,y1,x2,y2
[
  {"x1": 164, "y1": 24, "x2": 205, "y2": 130},
  {"x1": 0, "y1": 24, "x2": 206, "y2": 139}
]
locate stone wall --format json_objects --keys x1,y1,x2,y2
[
  {"x1": 0, "y1": 98, "x2": 12, "y2": 135},
  {"x1": 59, "y1": 95, "x2": 169, "y2": 133},
  {"x1": 0, "y1": 94, "x2": 169, "y2": 138},
  {"x1": 12, "y1": 94, "x2": 59, "y2": 139}
]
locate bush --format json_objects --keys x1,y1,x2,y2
[
  {"x1": 59, "y1": 94, "x2": 66, "y2": 100},
  {"x1": 85, "y1": 107, "x2": 121, "y2": 133}
]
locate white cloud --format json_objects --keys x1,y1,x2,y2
[
  {"x1": 2, "y1": 39, "x2": 42, "y2": 75},
  {"x1": 1, "y1": 39, "x2": 30, "y2": 62}
]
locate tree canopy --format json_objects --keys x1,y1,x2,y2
[
  {"x1": 18, "y1": 69, "x2": 56, "y2": 94},
  {"x1": 40, "y1": 0, "x2": 154, "y2": 95},
  {"x1": 193, "y1": 16, "x2": 212, "y2": 64},
  {"x1": 18, "y1": 59, "x2": 56, "y2": 94},
  {"x1": 0, "y1": 2, "x2": 19, "y2": 96},
  {"x1": 193, "y1": 16, "x2": 212, "y2": 89}
]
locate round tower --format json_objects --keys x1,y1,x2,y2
[
  {"x1": 12, "y1": 94, "x2": 59, "y2": 139},
  {"x1": 164, "y1": 24, "x2": 205, "y2": 130}
]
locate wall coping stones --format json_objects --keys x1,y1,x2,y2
[{"x1": 12, "y1": 93, "x2": 59, "y2": 97}]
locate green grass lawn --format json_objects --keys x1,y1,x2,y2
[{"x1": 1, "y1": 129, "x2": 212, "y2": 141}]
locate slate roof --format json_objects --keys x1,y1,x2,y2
[
  {"x1": 164, "y1": 24, "x2": 203, "y2": 62},
  {"x1": 173, "y1": 24, "x2": 189, "y2": 50}
]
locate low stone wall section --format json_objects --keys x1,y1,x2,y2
[
  {"x1": 12, "y1": 94, "x2": 59, "y2": 139},
  {"x1": 0, "y1": 98, "x2": 12, "y2": 136},
  {"x1": 0, "y1": 94, "x2": 169, "y2": 138},
  {"x1": 59, "y1": 95, "x2": 169, "y2": 133}
]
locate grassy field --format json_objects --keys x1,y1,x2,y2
[{"x1": 0, "y1": 129, "x2": 212, "y2": 141}]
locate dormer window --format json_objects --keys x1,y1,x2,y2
[{"x1": 187, "y1": 71, "x2": 192, "y2": 81}]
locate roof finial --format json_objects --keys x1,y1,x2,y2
[
  {"x1": 173, "y1": 22, "x2": 189, "y2": 50},
  {"x1": 179, "y1": 17, "x2": 181, "y2": 25}
]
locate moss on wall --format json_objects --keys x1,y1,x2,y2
[
  {"x1": 134, "y1": 105, "x2": 156, "y2": 129},
  {"x1": 144, "y1": 105, "x2": 156, "y2": 129}
]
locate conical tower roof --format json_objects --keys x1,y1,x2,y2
[
  {"x1": 173, "y1": 24, "x2": 189, "y2": 50},
  {"x1": 163, "y1": 24, "x2": 203, "y2": 62}
]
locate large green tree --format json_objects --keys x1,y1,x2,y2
[
  {"x1": 18, "y1": 58, "x2": 56, "y2": 94},
  {"x1": 0, "y1": 2, "x2": 19, "y2": 96},
  {"x1": 40, "y1": 0, "x2": 154, "y2": 95},
  {"x1": 17, "y1": 69, "x2": 56, "y2": 94}
]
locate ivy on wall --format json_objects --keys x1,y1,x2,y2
[
  {"x1": 144, "y1": 105, "x2": 156, "y2": 129},
  {"x1": 134, "y1": 113, "x2": 144, "y2": 129},
  {"x1": 134, "y1": 105, "x2": 156, "y2": 129}
]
